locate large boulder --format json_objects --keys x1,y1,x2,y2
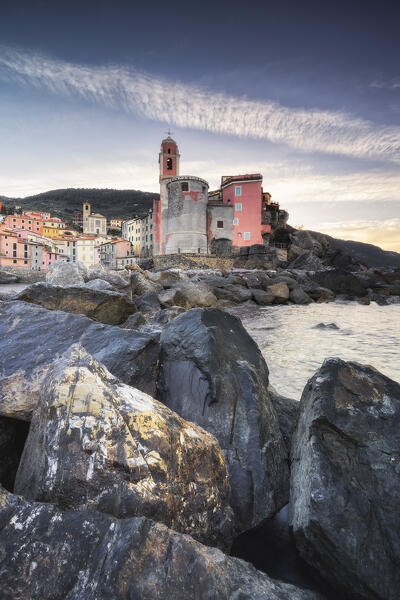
[
  {"x1": 174, "y1": 280, "x2": 217, "y2": 308},
  {"x1": 311, "y1": 269, "x2": 367, "y2": 297},
  {"x1": 213, "y1": 283, "x2": 253, "y2": 304},
  {"x1": 0, "y1": 486, "x2": 322, "y2": 600},
  {"x1": 46, "y1": 261, "x2": 86, "y2": 286},
  {"x1": 0, "y1": 271, "x2": 19, "y2": 284},
  {"x1": 84, "y1": 278, "x2": 114, "y2": 291},
  {"x1": 289, "y1": 286, "x2": 312, "y2": 305},
  {"x1": 158, "y1": 308, "x2": 289, "y2": 533},
  {"x1": 86, "y1": 268, "x2": 130, "y2": 290},
  {"x1": 267, "y1": 282, "x2": 290, "y2": 304},
  {"x1": 15, "y1": 345, "x2": 233, "y2": 549},
  {"x1": 130, "y1": 270, "x2": 162, "y2": 296},
  {"x1": 16, "y1": 283, "x2": 137, "y2": 325},
  {"x1": 289, "y1": 358, "x2": 400, "y2": 599},
  {"x1": 0, "y1": 301, "x2": 160, "y2": 420}
]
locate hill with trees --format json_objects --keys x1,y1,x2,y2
[{"x1": 0, "y1": 188, "x2": 159, "y2": 222}]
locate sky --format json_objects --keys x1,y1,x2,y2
[{"x1": 0, "y1": 0, "x2": 399, "y2": 250}]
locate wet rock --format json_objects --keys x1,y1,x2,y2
[
  {"x1": 158, "y1": 308, "x2": 289, "y2": 533},
  {"x1": 84, "y1": 278, "x2": 114, "y2": 291},
  {"x1": 122, "y1": 312, "x2": 147, "y2": 329},
  {"x1": 301, "y1": 282, "x2": 335, "y2": 303},
  {"x1": 130, "y1": 271, "x2": 162, "y2": 296},
  {"x1": 0, "y1": 271, "x2": 19, "y2": 284},
  {"x1": 289, "y1": 358, "x2": 400, "y2": 600},
  {"x1": 16, "y1": 282, "x2": 137, "y2": 325},
  {"x1": 86, "y1": 268, "x2": 130, "y2": 290},
  {"x1": 0, "y1": 301, "x2": 160, "y2": 420},
  {"x1": 311, "y1": 269, "x2": 367, "y2": 297},
  {"x1": 46, "y1": 261, "x2": 85, "y2": 286},
  {"x1": 174, "y1": 280, "x2": 217, "y2": 308},
  {"x1": 290, "y1": 287, "x2": 312, "y2": 305},
  {"x1": 15, "y1": 345, "x2": 233, "y2": 549},
  {"x1": 269, "y1": 387, "x2": 299, "y2": 452},
  {"x1": 267, "y1": 282, "x2": 290, "y2": 304},
  {"x1": 313, "y1": 323, "x2": 339, "y2": 330},
  {"x1": 213, "y1": 283, "x2": 253, "y2": 304},
  {"x1": 0, "y1": 486, "x2": 322, "y2": 600},
  {"x1": 158, "y1": 287, "x2": 190, "y2": 309},
  {"x1": 251, "y1": 289, "x2": 275, "y2": 306},
  {"x1": 151, "y1": 269, "x2": 188, "y2": 288},
  {"x1": 135, "y1": 291, "x2": 161, "y2": 314}
]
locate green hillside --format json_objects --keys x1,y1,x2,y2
[{"x1": 1, "y1": 188, "x2": 159, "y2": 223}]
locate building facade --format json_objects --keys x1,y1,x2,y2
[
  {"x1": 98, "y1": 239, "x2": 132, "y2": 269},
  {"x1": 82, "y1": 202, "x2": 107, "y2": 235}
]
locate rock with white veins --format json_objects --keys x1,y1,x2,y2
[
  {"x1": 0, "y1": 484, "x2": 324, "y2": 600},
  {"x1": 14, "y1": 345, "x2": 234, "y2": 550},
  {"x1": 289, "y1": 358, "x2": 400, "y2": 599},
  {"x1": 0, "y1": 300, "x2": 160, "y2": 420}
]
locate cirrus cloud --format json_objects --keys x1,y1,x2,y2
[{"x1": 0, "y1": 46, "x2": 400, "y2": 165}]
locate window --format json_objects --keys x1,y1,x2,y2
[
  {"x1": 217, "y1": 220, "x2": 224, "y2": 228},
  {"x1": 238, "y1": 232, "x2": 242, "y2": 238},
  {"x1": 166, "y1": 158, "x2": 173, "y2": 170},
  {"x1": 12, "y1": 243, "x2": 17, "y2": 258},
  {"x1": 244, "y1": 232, "x2": 251, "y2": 241},
  {"x1": 202, "y1": 186, "x2": 206, "y2": 194},
  {"x1": 24, "y1": 260, "x2": 28, "y2": 264},
  {"x1": 13, "y1": 259, "x2": 17, "y2": 264},
  {"x1": 167, "y1": 148, "x2": 171, "y2": 154},
  {"x1": 235, "y1": 186, "x2": 242, "y2": 196},
  {"x1": 235, "y1": 203, "x2": 242, "y2": 211},
  {"x1": 233, "y1": 218, "x2": 239, "y2": 225},
  {"x1": 181, "y1": 182, "x2": 189, "y2": 192}
]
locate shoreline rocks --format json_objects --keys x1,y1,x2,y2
[
  {"x1": 158, "y1": 307, "x2": 289, "y2": 533},
  {"x1": 289, "y1": 358, "x2": 400, "y2": 600},
  {"x1": 15, "y1": 345, "x2": 234, "y2": 550},
  {"x1": 0, "y1": 301, "x2": 160, "y2": 419}
]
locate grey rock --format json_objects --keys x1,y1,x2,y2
[
  {"x1": 15, "y1": 282, "x2": 137, "y2": 325},
  {"x1": 251, "y1": 289, "x2": 275, "y2": 306},
  {"x1": 135, "y1": 291, "x2": 161, "y2": 313},
  {"x1": 213, "y1": 284, "x2": 253, "y2": 303},
  {"x1": 158, "y1": 287, "x2": 190, "y2": 309},
  {"x1": 311, "y1": 269, "x2": 367, "y2": 297},
  {"x1": 267, "y1": 282, "x2": 290, "y2": 303},
  {"x1": 122, "y1": 312, "x2": 147, "y2": 329},
  {"x1": 84, "y1": 278, "x2": 114, "y2": 291},
  {"x1": 46, "y1": 261, "x2": 85, "y2": 286},
  {"x1": 269, "y1": 387, "x2": 299, "y2": 452},
  {"x1": 313, "y1": 322, "x2": 339, "y2": 330},
  {"x1": 289, "y1": 358, "x2": 400, "y2": 599},
  {"x1": 290, "y1": 287, "x2": 312, "y2": 305},
  {"x1": 158, "y1": 308, "x2": 289, "y2": 533},
  {"x1": 0, "y1": 485, "x2": 323, "y2": 600},
  {"x1": 0, "y1": 301, "x2": 160, "y2": 420},
  {"x1": 15, "y1": 345, "x2": 234, "y2": 549}
]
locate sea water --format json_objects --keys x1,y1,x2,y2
[{"x1": 229, "y1": 301, "x2": 400, "y2": 399}]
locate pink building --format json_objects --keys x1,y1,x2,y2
[
  {"x1": 98, "y1": 238, "x2": 132, "y2": 269},
  {"x1": 0, "y1": 228, "x2": 64, "y2": 270},
  {"x1": 0, "y1": 229, "x2": 31, "y2": 267},
  {"x1": 220, "y1": 174, "x2": 265, "y2": 247},
  {"x1": 4, "y1": 214, "x2": 43, "y2": 235}
]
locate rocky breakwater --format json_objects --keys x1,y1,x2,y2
[{"x1": 0, "y1": 288, "x2": 322, "y2": 598}]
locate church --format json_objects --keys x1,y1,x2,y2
[{"x1": 152, "y1": 135, "x2": 272, "y2": 256}]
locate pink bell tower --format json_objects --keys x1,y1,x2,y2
[{"x1": 153, "y1": 134, "x2": 180, "y2": 255}]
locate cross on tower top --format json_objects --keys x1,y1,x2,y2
[{"x1": 165, "y1": 129, "x2": 174, "y2": 137}]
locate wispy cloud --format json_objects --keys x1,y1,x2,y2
[
  {"x1": 370, "y1": 78, "x2": 400, "y2": 90},
  {"x1": 1, "y1": 46, "x2": 400, "y2": 164}
]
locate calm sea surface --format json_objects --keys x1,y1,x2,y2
[{"x1": 229, "y1": 301, "x2": 400, "y2": 400}]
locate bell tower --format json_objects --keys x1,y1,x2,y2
[
  {"x1": 159, "y1": 135, "x2": 180, "y2": 181},
  {"x1": 154, "y1": 135, "x2": 180, "y2": 255}
]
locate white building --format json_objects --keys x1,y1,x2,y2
[{"x1": 82, "y1": 202, "x2": 107, "y2": 235}]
